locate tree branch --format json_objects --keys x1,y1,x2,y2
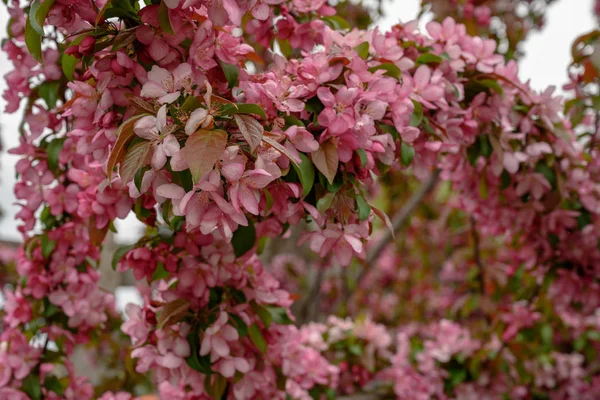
[
  {"x1": 366, "y1": 168, "x2": 441, "y2": 266},
  {"x1": 339, "y1": 169, "x2": 441, "y2": 308}
]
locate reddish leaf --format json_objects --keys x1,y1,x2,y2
[
  {"x1": 262, "y1": 135, "x2": 301, "y2": 164},
  {"x1": 107, "y1": 114, "x2": 148, "y2": 180},
  {"x1": 311, "y1": 141, "x2": 338, "y2": 184},
  {"x1": 157, "y1": 299, "x2": 190, "y2": 329},
  {"x1": 120, "y1": 141, "x2": 151, "y2": 184},
  {"x1": 183, "y1": 129, "x2": 227, "y2": 183},
  {"x1": 372, "y1": 206, "x2": 395, "y2": 239},
  {"x1": 88, "y1": 216, "x2": 109, "y2": 246},
  {"x1": 234, "y1": 114, "x2": 263, "y2": 153}
]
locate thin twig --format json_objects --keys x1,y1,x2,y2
[
  {"x1": 366, "y1": 168, "x2": 441, "y2": 266},
  {"x1": 340, "y1": 169, "x2": 441, "y2": 307},
  {"x1": 297, "y1": 267, "x2": 324, "y2": 325}
]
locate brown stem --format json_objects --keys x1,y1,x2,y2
[
  {"x1": 366, "y1": 168, "x2": 441, "y2": 266},
  {"x1": 340, "y1": 168, "x2": 441, "y2": 307}
]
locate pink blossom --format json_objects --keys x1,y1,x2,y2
[
  {"x1": 134, "y1": 105, "x2": 180, "y2": 170},
  {"x1": 317, "y1": 87, "x2": 358, "y2": 135},
  {"x1": 140, "y1": 63, "x2": 193, "y2": 104}
]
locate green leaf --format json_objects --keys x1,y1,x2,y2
[
  {"x1": 321, "y1": 15, "x2": 351, "y2": 30},
  {"x1": 221, "y1": 103, "x2": 267, "y2": 119},
  {"x1": 355, "y1": 194, "x2": 371, "y2": 221},
  {"x1": 500, "y1": 170, "x2": 511, "y2": 189},
  {"x1": 46, "y1": 137, "x2": 65, "y2": 172},
  {"x1": 378, "y1": 123, "x2": 399, "y2": 141},
  {"x1": 368, "y1": 62, "x2": 401, "y2": 79},
  {"x1": 284, "y1": 115, "x2": 305, "y2": 127},
  {"x1": 534, "y1": 162, "x2": 556, "y2": 190},
  {"x1": 249, "y1": 323, "x2": 267, "y2": 354},
  {"x1": 158, "y1": 1, "x2": 174, "y2": 35},
  {"x1": 317, "y1": 192, "x2": 335, "y2": 213},
  {"x1": 267, "y1": 306, "x2": 293, "y2": 325},
  {"x1": 44, "y1": 375, "x2": 64, "y2": 396},
  {"x1": 21, "y1": 374, "x2": 42, "y2": 400},
  {"x1": 38, "y1": 81, "x2": 60, "y2": 109},
  {"x1": 206, "y1": 374, "x2": 227, "y2": 400},
  {"x1": 400, "y1": 142, "x2": 415, "y2": 166},
  {"x1": 219, "y1": 61, "x2": 239, "y2": 89},
  {"x1": 29, "y1": 0, "x2": 56, "y2": 36},
  {"x1": 409, "y1": 100, "x2": 423, "y2": 127},
  {"x1": 62, "y1": 53, "x2": 77, "y2": 81},
  {"x1": 25, "y1": 18, "x2": 43, "y2": 62},
  {"x1": 479, "y1": 135, "x2": 492, "y2": 158},
  {"x1": 111, "y1": 244, "x2": 134, "y2": 270},
  {"x1": 540, "y1": 324, "x2": 553, "y2": 345},
  {"x1": 250, "y1": 301, "x2": 272, "y2": 328},
  {"x1": 478, "y1": 79, "x2": 504, "y2": 96},
  {"x1": 232, "y1": 219, "x2": 256, "y2": 258},
  {"x1": 348, "y1": 343, "x2": 363, "y2": 356},
  {"x1": 185, "y1": 332, "x2": 213, "y2": 374},
  {"x1": 41, "y1": 235, "x2": 56, "y2": 259},
  {"x1": 415, "y1": 53, "x2": 443, "y2": 65},
  {"x1": 356, "y1": 148, "x2": 368, "y2": 167},
  {"x1": 151, "y1": 262, "x2": 169, "y2": 281},
  {"x1": 43, "y1": 302, "x2": 60, "y2": 318},
  {"x1": 354, "y1": 41, "x2": 370, "y2": 59},
  {"x1": 291, "y1": 153, "x2": 315, "y2": 198},
  {"x1": 229, "y1": 313, "x2": 249, "y2": 337},
  {"x1": 478, "y1": 175, "x2": 488, "y2": 200}
]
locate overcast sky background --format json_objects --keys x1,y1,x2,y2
[{"x1": 0, "y1": 0, "x2": 596, "y2": 244}]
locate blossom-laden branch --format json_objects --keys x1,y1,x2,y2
[{"x1": 1, "y1": 0, "x2": 600, "y2": 399}]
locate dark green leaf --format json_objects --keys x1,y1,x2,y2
[
  {"x1": 534, "y1": 162, "x2": 556, "y2": 189},
  {"x1": 500, "y1": 170, "x2": 511, "y2": 189},
  {"x1": 44, "y1": 375, "x2": 64, "y2": 396},
  {"x1": 250, "y1": 301, "x2": 272, "y2": 328},
  {"x1": 228, "y1": 313, "x2": 248, "y2": 337},
  {"x1": 25, "y1": 18, "x2": 43, "y2": 62},
  {"x1": 249, "y1": 323, "x2": 267, "y2": 354},
  {"x1": 21, "y1": 374, "x2": 42, "y2": 400},
  {"x1": 41, "y1": 235, "x2": 56, "y2": 259},
  {"x1": 291, "y1": 153, "x2": 315, "y2": 198},
  {"x1": 415, "y1": 53, "x2": 443, "y2": 65},
  {"x1": 219, "y1": 61, "x2": 239, "y2": 89},
  {"x1": 185, "y1": 332, "x2": 213, "y2": 374},
  {"x1": 400, "y1": 142, "x2": 415, "y2": 166},
  {"x1": 46, "y1": 137, "x2": 65, "y2": 172},
  {"x1": 29, "y1": 0, "x2": 56, "y2": 36},
  {"x1": 232, "y1": 219, "x2": 256, "y2": 257}
]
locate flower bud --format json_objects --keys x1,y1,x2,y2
[{"x1": 78, "y1": 36, "x2": 96, "y2": 56}]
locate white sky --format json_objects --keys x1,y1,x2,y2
[{"x1": 0, "y1": 0, "x2": 596, "y2": 243}]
